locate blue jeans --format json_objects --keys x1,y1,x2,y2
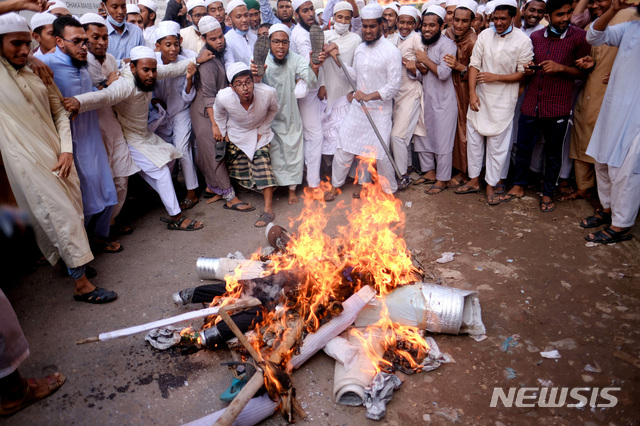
[{"x1": 67, "y1": 265, "x2": 86, "y2": 280}]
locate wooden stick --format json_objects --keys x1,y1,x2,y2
[
  {"x1": 76, "y1": 298, "x2": 261, "y2": 345},
  {"x1": 218, "y1": 309, "x2": 264, "y2": 363}
]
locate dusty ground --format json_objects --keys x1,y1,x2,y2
[{"x1": 2, "y1": 176, "x2": 639, "y2": 426}]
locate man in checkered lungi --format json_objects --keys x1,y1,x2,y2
[{"x1": 213, "y1": 62, "x2": 280, "y2": 227}]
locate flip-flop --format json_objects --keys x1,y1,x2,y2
[
  {"x1": 202, "y1": 190, "x2": 217, "y2": 199},
  {"x1": 161, "y1": 216, "x2": 204, "y2": 231},
  {"x1": 487, "y1": 194, "x2": 501, "y2": 205},
  {"x1": 0, "y1": 373, "x2": 66, "y2": 416},
  {"x1": 540, "y1": 200, "x2": 555, "y2": 213},
  {"x1": 310, "y1": 24, "x2": 324, "y2": 65},
  {"x1": 223, "y1": 202, "x2": 256, "y2": 212},
  {"x1": 425, "y1": 185, "x2": 447, "y2": 195},
  {"x1": 73, "y1": 287, "x2": 117, "y2": 304},
  {"x1": 254, "y1": 211, "x2": 275, "y2": 228},
  {"x1": 585, "y1": 226, "x2": 632, "y2": 244},
  {"x1": 446, "y1": 177, "x2": 468, "y2": 188},
  {"x1": 413, "y1": 177, "x2": 436, "y2": 185},
  {"x1": 455, "y1": 185, "x2": 480, "y2": 194},
  {"x1": 253, "y1": 35, "x2": 270, "y2": 77},
  {"x1": 92, "y1": 239, "x2": 124, "y2": 254},
  {"x1": 494, "y1": 184, "x2": 506, "y2": 194},
  {"x1": 220, "y1": 376, "x2": 248, "y2": 402},
  {"x1": 500, "y1": 193, "x2": 522, "y2": 203},
  {"x1": 179, "y1": 198, "x2": 199, "y2": 210}
]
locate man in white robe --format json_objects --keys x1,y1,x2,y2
[
  {"x1": 223, "y1": 0, "x2": 257, "y2": 71},
  {"x1": 138, "y1": 0, "x2": 158, "y2": 48}
]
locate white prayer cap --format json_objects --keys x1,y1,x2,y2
[
  {"x1": 425, "y1": 4, "x2": 446, "y2": 20},
  {"x1": 333, "y1": 1, "x2": 353, "y2": 14},
  {"x1": 292, "y1": 0, "x2": 312, "y2": 12},
  {"x1": 383, "y1": 3, "x2": 398, "y2": 14},
  {"x1": 525, "y1": 0, "x2": 546, "y2": 4},
  {"x1": 155, "y1": 25, "x2": 179, "y2": 41},
  {"x1": 139, "y1": 0, "x2": 158, "y2": 12},
  {"x1": 126, "y1": 4, "x2": 141, "y2": 14},
  {"x1": 226, "y1": 61, "x2": 250, "y2": 83},
  {"x1": 421, "y1": 0, "x2": 437, "y2": 14},
  {"x1": 0, "y1": 12, "x2": 30, "y2": 35},
  {"x1": 30, "y1": 12, "x2": 56, "y2": 31},
  {"x1": 456, "y1": 0, "x2": 478, "y2": 15},
  {"x1": 158, "y1": 20, "x2": 181, "y2": 35},
  {"x1": 355, "y1": 0, "x2": 365, "y2": 8},
  {"x1": 485, "y1": 1, "x2": 496, "y2": 14},
  {"x1": 226, "y1": 0, "x2": 246, "y2": 14},
  {"x1": 198, "y1": 15, "x2": 221, "y2": 33},
  {"x1": 316, "y1": 8, "x2": 323, "y2": 15},
  {"x1": 268, "y1": 22, "x2": 291, "y2": 37},
  {"x1": 79, "y1": 13, "x2": 107, "y2": 26},
  {"x1": 360, "y1": 3, "x2": 383, "y2": 19},
  {"x1": 131, "y1": 46, "x2": 157, "y2": 60},
  {"x1": 477, "y1": 4, "x2": 486, "y2": 14},
  {"x1": 47, "y1": 0, "x2": 69, "y2": 12},
  {"x1": 492, "y1": 0, "x2": 517, "y2": 9},
  {"x1": 187, "y1": 0, "x2": 207, "y2": 12},
  {"x1": 398, "y1": 5, "x2": 419, "y2": 20},
  {"x1": 445, "y1": 0, "x2": 458, "y2": 8},
  {"x1": 205, "y1": 0, "x2": 227, "y2": 6}
]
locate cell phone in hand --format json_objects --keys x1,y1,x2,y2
[{"x1": 528, "y1": 65, "x2": 542, "y2": 71}]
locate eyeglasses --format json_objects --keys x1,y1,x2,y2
[
  {"x1": 270, "y1": 39, "x2": 289, "y2": 46},
  {"x1": 62, "y1": 38, "x2": 92, "y2": 48},
  {"x1": 233, "y1": 80, "x2": 254, "y2": 89}
]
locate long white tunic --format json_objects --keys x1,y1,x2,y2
[
  {"x1": 338, "y1": 37, "x2": 402, "y2": 159},
  {"x1": 223, "y1": 29, "x2": 257, "y2": 72},
  {"x1": 86, "y1": 52, "x2": 140, "y2": 178},
  {"x1": 467, "y1": 28, "x2": 533, "y2": 136},
  {"x1": 75, "y1": 60, "x2": 194, "y2": 168},
  {"x1": 144, "y1": 24, "x2": 157, "y2": 49},
  {"x1": 213, "y1": 83, "x2": 280, "y2": 159},
  {"x1": 0, "y1": 57, "x2": 92, "y2": 268},
  {"x1": 319, "y1": 29, "x2": 361, "y2": 108}
]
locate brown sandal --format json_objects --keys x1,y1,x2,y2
[{"x1": 0, "y1": 373, "x2": 66, "y2": 416}]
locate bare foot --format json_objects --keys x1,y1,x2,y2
[
  {"x1": 206, "y1": 194, "x2": 223, "y2": 204},
  {"x1": 288, "y1": 189, "x2": 299, "y2": 205}
]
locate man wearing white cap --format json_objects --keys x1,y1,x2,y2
[
  {"x1": 223, "y1": 0, "x2": 257, "y2": 71},
  {"x1": 258, "y1": 0, "x2": 295, "y2": 29},
  {"x1": 386, "y1": 5, "x2": 424, "y2": 181},
  {"x1": 445, "y1": 0, "x2": 458, "y2": 27},
  {"x1": 324, "y1": 3, "x2": 402, "y2": 199},
  {"x1": 0, "y1": 12, "x2": 117, "y2": 303},
  {"x1": 206, "y1": 0, "x2": 232, "y2": 33},
  {"x1": 81, "y1": 12, "x2": 139, "y2": 235},
  {"x1": 460, "y1": 0, "x2": 533, "y2": 205},
  {"x1": 383, "y1": 3, "x2": 399, "y2": 34},
  {"x1": 412, "y1": 5, "x2": 457, "y2": 195},
  {"x1": 180, "y1": 0, "x2": 207, "y2": 52},
  {"x1": 31, "y1": 12, "x2": 57, "y2": 56},
  {"x1": 138, "y1": 0, "x2": 159, "y2": 47},
  {"x1": 126, "y1": 4, "x2": 144, "y2": 30},
  {"x1": 318, "y1": 1, "x2": 361, "y2": 172},
  {"x1": 63, "y1": 45, "x2": 215, "y2": 231},
  {"x1": 101, "y1": 0, "x2": 145, "y2": 65},
  {"x1": 321, "y1": 0, "x2": 361, "y2": 33},
  {"x1": 47, "y1": 0, "x2": 71, "y2": 17},
  {"x1": 254, "y1": 24, "x2": 322, "y2": 203},
  {"x1": 443, "y1": 0, "x2": 477, "y2": 188},
  {"x1": 214, "y1": 62, "x2": 279, "y2": 227},
  {"x1": 520, "y1": 0, "x2": 546, "y2": 35}
]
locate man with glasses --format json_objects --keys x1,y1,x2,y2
[
  {"x1": 41, "y1": 16, "x2": 121, "y2": 254},
  {"x1": 214, "y1": 62, "x2": 279, "y2": 227},
  {"x1": 180, "y1": 0, "x2": 208, "y2": 52}
]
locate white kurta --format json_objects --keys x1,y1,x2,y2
[
  {"x1": 180, "y1": 26, "x2": 205, "y2": 54},
  {"x1": 0, "y1": 57, "x2": 92, "y2": 268},
  {"x1": 467, "y1": 28, "x2": 533, "y2": 136},
  {"x1": 144, "y1": 24, "x2": 157, "y2": 48},
  {"x1": 320, "y1": 29, "x2": 361, "y2": 108},
  {"x1": 338, "y1": 37, "x2": 402, "y2": 160},
  {"x1": 213, "y1": 83, "x2": 280, "y2": 159},
  {"x1": 86, "y1": 52, "x2": 140, "y2": 178},
  {"x1": 223, "y1": 29, "x2": 257, "y2": 72}
]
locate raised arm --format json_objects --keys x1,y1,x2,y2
[{"x1": 259, "y1": 0, "x2": 281, "y2": 25}]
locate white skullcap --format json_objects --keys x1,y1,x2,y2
[
  {"x1": 226, "y1": 61, "x2": 250, "y2": 82},
  {"x1": 47, "y1": 0, "x2": 69, "y2": 11},
  {"x1": 268, "y1": 22, "x2": 291, "y2": 36},
  {"x1": 226, "y1": 0, "x2": 246, "y2": 14},
  {"x1": 79, "y1": 12, "x2": 107, "y2": 26},
  {"x1": 155, "y1": 25, "x2": 179, "y2": 41},
  {"x1": 398, "y1": 5, "x2": 419, "y2": 20},
  {"x1": 316, "y1": 8, "x2": 323, "y2": 15},
  {"x1": 383, "y1": 3, "x2": 398, "y2": 14},
  {"x1": 158, "y1": 20, "x2": 181, "y2": 35},
  {"x1": 456, "y1": 0, "x2": 478, "y2": 15},
  {"x1": 333, "y1": 1, "x2": 353, "y2": 14},
  {"x1": 126, "y1": 4, "x2": 141, "y2": 14},
  {"x1": 425, "y1": 4, "x2": 446, "y2": 20},
  {"x1": 205, "y1": 0, "x2": 227, "y2": 6},
  {"x1": 30, "y1": 12, "x2": 56, "y2": 31},
  {"x1": 493, "y1": 0, "x2": 517, "y2": 9},
  {"x1": 130, "y1": 46, "x2": 157, "y2": 60},
  {"x1": 525, "y1": 0, "x2": 546, "y2": 4},
  {"x1": 393, "y1": 1, "x2": 400, "y2": 7},
  {"x1": 445, "y1": 0, "x2": 458, "y2": 8},
  {"x1": 198, "y1": 15, "x2": 221, "y2": 33},
  {"x1": 138, "y1": 0, "x2": 158, "y2": 12},
  {"x1": 0, "y1": 12, "x2": 30, "y2": 34},
  {"x1": 355, "y1": 0, "x2": 365, "y2": 7},
  {"x1": 485, "y1": 1, "x2": 495, "y2": 14},
  {"x1": 187, "y1": 0, "x2": 206, "y2": 12},
  {"x1": 477, "y1": 4, "x2": 486, "y2": 14},
  {"x1": 421, "y1": 0, "x2": 437, "y2": 14},
  {"x1": 360, "y1": 3, "x2": 383, "y2": 19},
  {"x1": 292, "y1": 0, "x2": 311, "y2": 12}
]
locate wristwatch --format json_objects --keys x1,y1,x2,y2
[{"x1": 460, "y1": 67, "x2": 468, "y2": 79}]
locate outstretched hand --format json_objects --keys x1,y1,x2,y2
[{"x1": 196, "y1": 49, "x2": 214, "y2": 65}]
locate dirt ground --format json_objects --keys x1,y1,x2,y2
[{"x1": 2, "y1": 175, "x2": 639, "y2": 426}]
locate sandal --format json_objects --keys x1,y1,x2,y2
[
  {"x1": 73, "y1": 287, "x2": 117, "y2": 304},
  {"x1": 202, "y1": 190, "x2": 217, "y2": 199},
  {"x1": 585, "y1": 226, "x2": 632, "y2": 244},
  {"x1": 540, "y1": 200, "x2": 555, "y2": 213},
  {"x1": 161, "y1": 216, "x2": 204, "y2": 231},
  {"x1": 310, "y1": 24, "x2": 324, "y2": 65},
  {"x1": 487, "y1": 194, "x2": 501, "y2": 205},
  {"x1": 92, "y1": 239, "x2": 124, "y2": 254},
  {"x1": 500, "y1": 193, "x2": 522, "y2": 203},
  {"x1": 223, "y1": 202, "x2": 255, "y2": 212},
  {"x1": 455, "y1": 184, "x2": 480, "y2": 194},
  {"x1": 110, "y1": 223, "x2": 133, "y2": 235},
  {"x1": 558, "y1": 189, "x2": 592, "y2": 201},
  {"x1": 179, "y1": 198, "x2": 199, "y2": 210},
  {"x1": 446, "y1": 176, "x2": 468, "y2": 188},
  {"x1": 324, "y1": 190, "x2": 337, "y2": 202},
  {"x1": 253, "y1": 35, "x2": 270, "y2": 77},
  {"x1": 413, "y1": 176, "x2": 436, "y2": 185},
  {"x1": 425, "y1": 184, "x2": 447, "y2": 195},
  {"x1": 0, "y1": 373, "x2": 66, "y2": 416},
  {"x1": 580, "y1": 210, "x2": 612, "y2": 229},
  {"x1": 494, "y1": 183, "x2": 506, "y2": 195},
  {"x1": 254, "y1": 211, "x2": 275, "y2": 228}
]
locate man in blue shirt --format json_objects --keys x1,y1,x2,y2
[{"x1": 101, "y1": 0, "x2": 145, "y2": 64}]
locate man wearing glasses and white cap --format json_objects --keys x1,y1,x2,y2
[{"x1": 180, "y1": 0, "x2": 208, "y2": 52}]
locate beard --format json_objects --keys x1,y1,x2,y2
[
  {"x1": 273, "y1": 54, "x2": 287, "y2": 65},
  {"x1": 205, "y1": 42, "x2": 225, "y2": 56},
  {"x1": 364, "y1": 30, "x2": 382, "y2": 46},
  {"x1": 71, "y1": 56, "x2": 88, "y2": 69},
  {"x1": 299, "y1": 18, "x2": 317, "y2": 32},
  {"x1": 134, "y1": 74, "x2": 156, "y2": 92},
  {"x1": 421, "y1": 31, "x2": 441, "y2": 46}
]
